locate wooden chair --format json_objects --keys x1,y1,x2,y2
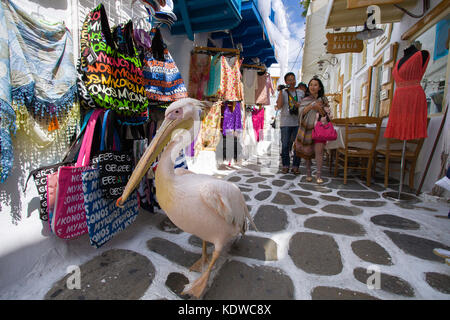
[
  {"x1": 374, "y1": 119, "x2": 429, "y2": 189},
  {"x1": 327, "y1": 118, "x2": 346, "y2": 173},
  {"x1": 334, "y1": 116, "x2": 382, "y2": 186},
  {"x1": 331, "y1": 118, "x2": 347, "y2": 125}
]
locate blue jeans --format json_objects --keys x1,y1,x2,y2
[{"x1": 281, "y1": 126, "x2": 301, "y2": 168}]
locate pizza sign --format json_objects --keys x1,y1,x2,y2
[{"x1": 326, "y1": 32, "x2": 364, "y2": 54}]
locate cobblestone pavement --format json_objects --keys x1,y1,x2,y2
[{"x1": 39, "y1": 149, "x2": 450, "y2": 300}]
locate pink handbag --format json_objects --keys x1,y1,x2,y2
[
  {"x1": 49, "y1": 109, "x2": 104, "y2": 239},
  {"x1": 312, "y1": 121, "x2": 337, "y2": 142}
]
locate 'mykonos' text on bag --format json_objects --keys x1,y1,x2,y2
[
  {"x1": 79, "y1": 4, "x2": 149, "y2": 115},
  {"x1": 50, "y1": 109, "x2": 104, "y2": 239}
]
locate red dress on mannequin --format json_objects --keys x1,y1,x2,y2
[{"x1": 384, "y1": 50, "x2": 430, "y2": 140}]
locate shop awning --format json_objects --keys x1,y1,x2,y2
[
  {"x1": 170, "y1": 0, "x2": 243, "y2": 40},
  {"x1": 210, "y1": 0, "x2": 277, "y2": 67},
  {"x1": 302, "y1": 1, "x2": 331, "y2": 83},
  {"x1": 325, "y1": 0, "x2": 419, "y2": 29}
]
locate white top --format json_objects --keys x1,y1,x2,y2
[{"x1": 279, "y1": 89, "x2": 304, "y2": 127}]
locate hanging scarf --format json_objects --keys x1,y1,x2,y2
[
  {"x1": 0, "y1": 0, "x2": 77, "y2": 183},
  {"x1": 188, "y1": 53, "x2": 211, "y2": 100},
  {"x1": 194, "y1": 101, "x2": 222, "y2": 156}
]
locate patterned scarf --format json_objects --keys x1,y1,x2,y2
[
  {"x1": 194, "y1": 101, "x2": 222, "y2": 156},
  {"x1": 0, "y1": 0, "x2": 77, "y2": 183}
]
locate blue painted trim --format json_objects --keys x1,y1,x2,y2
[
  {"x1": 171, "y1": 0, "x2": 242, "y2": 36},
  {"x1": 177, "y1": 0, "x2": 194, "y2": 41}
]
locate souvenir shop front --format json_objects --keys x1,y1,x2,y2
[
  {"x1": 305, "y1": 0, "x2": 449, "y2": 195},
  {"x1": 0, "y1": 0, "x2": 279, "y2": 290}
]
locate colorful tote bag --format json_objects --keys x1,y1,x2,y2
[
  {"x1": 50, "y1": 109, "x2": 104, "y2": 239},
  {"x1": 142, "y1": 28, "x2": 188, "y2": 102},
  {"x1": 82, "y1": 167, "x2": 138, "y2": 248},
  {"x1": 79, "y1": 4, "x2": 149, "y2": 115}
]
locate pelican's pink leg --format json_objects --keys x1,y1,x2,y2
[
  {"x1": 182, "y1": 250, "x2": 220, "y2": 298},
  {"x1": 189, "y1": 241, "x2": 210, "y2": 272}
]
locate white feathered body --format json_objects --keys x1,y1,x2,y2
[{"x1": 154, "y1": 141, "x2": 249, "y2": 252}]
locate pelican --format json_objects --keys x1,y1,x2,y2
[{"x1": 117, "y1": 98, "x2": 257, "y2": 298}]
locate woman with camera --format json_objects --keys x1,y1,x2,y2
[
  {"x1": 275, "y1": 72, "x2": 305, "y2": 174},
  {"x1": 295, "y1": 77, "x2": 331, "y2": 184}
]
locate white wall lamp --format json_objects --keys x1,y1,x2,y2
[{"x1": 317, "y1": 56, "x2": 338, "y2": 71}]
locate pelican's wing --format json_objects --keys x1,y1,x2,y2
[{"x1": 199, "y1": 181, "x2": 246, "y2": 230}]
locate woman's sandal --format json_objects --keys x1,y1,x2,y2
[
  {"x1": 316, "y1": 177, "x2": 324, "y2": 184},
  {"x1": 306, "y1": 168, "x2": 313, "y2": 182}
]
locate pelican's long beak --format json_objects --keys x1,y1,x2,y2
[{"x1": 116, "y1": 115, "x2": 192, "y2": 207}]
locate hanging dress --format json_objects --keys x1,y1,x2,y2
[
  {"x1": 384, "y1": 51, "x2": 430, "y2": 140},
  {"x1": 252, "y1": 106, "x2": 265, "y2": 142},
  {"x1": 242, "y1": 106, "x2": 257, "y2": 159},
  {"x1": 205, "y1": 53, "x2": 221, "y2": 97},
  {"x1": 255, "y1": 73, "x2": 274, "y2": 105},
  {"x1": 217, "y1": 56, "x2": 243, "y2": 101},
  {"x1": 188, "y1": 53, "x2": 210, "y2": 100}
]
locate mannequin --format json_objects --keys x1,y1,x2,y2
[
  {"x1": 384, "y1": 41, "x2": 430, "y2": 199},
  {"x1": 397, "y1": 42, "x2": 429, "y2": 70}
]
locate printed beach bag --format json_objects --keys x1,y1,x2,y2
[
  {"x1": 79, "y1": 4, "x2": 149, "y2": 115},
  {"x1": 82, "y1": 167, "x2": 138, "y2": 248},
  {"x1": 50, "y1": 109, "x2": 104, "y2": 239},
  {"x1": 142, "y1": 28, "x2": 188, "y2": 102},
  {"x1": 95, "y1": 110, "x2": 134, "y2": 199}
]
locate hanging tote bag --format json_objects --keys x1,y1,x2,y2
[
  {"x1": 50, "y1": 109, "x2": 104, "y2": 239},
  {"x1": 95, "y1": 109, "x2": 134, "y2": 199},
  {"x1": 79, "y1": 4, "x2": 149, "y2": 115},
  {"x1": 142, "y1": 28, "x2": 188, "y2": 102},
  {"x1": 45, "y1": 110, "x2": 95, "y2": 226},
  {"x1": 82, "y1": 167, "x2": 138, "y2": 248},
  {"x1": 312, "y1": 121, "x2": 337, "y2": 142},
  {"x1": 25, "y1": 141, "x2": 78, "y2": 221}
]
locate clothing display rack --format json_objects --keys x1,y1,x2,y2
[
  {"x1": 193, "y1": 46, "x2": 240, "y2": 58},
  {"x1": 241, "y1": 63, "x2": 266, "y2": 70}
]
